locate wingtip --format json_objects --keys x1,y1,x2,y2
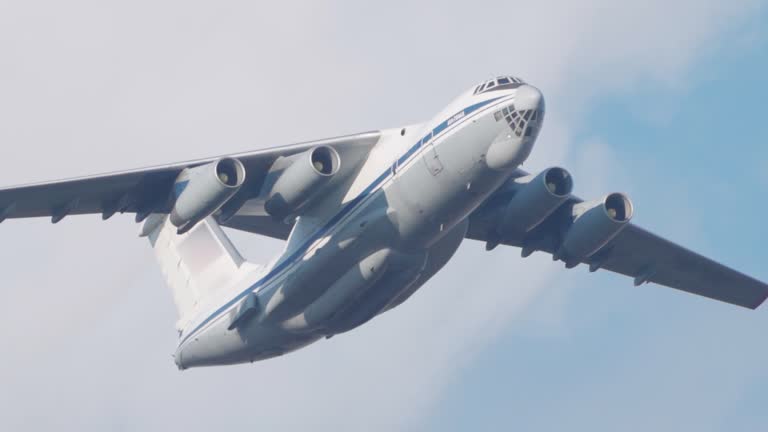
[{"x1": 749, "y1": 291, "x2": 768, "y2": 310}]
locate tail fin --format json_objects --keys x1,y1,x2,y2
[{"x1": 144, "y1": 215, "x2": 260, "y2": 332}]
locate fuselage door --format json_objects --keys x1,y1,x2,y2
[{"x1": 422, "y1": 130, "x2": 443, "y2": 176}]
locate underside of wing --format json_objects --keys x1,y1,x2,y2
[
  {"x1": 0, "y1": 131, "x2": 380, "y2": 225},
  {"x1": 466, "y1": 168, "x2": 768, "y2": 309},
  {"x1": 587, "y1": 225, "x2": 768, "y2": 308}
]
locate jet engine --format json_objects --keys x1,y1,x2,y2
[
  {"x1": 558, "y1": 192, "x2": 633, "y2": 265},
  {"x1": 497, "y1": 167, "x2": 573, "y2": 235},
  {"x1": 263, "y1": 145, "x2": 340, "y2": 219},
  {"x1": 170, "y1": 158, "x2": 246, "y2": 233}
]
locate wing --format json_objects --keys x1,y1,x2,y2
[
  {"x1": 466, "y1": 170, "x2": 768, "y2": 309},
  {"x1": 0, "y1": 131, "x2": 380, "y2": 223}
]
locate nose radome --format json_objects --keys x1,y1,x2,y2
[{"x1": 515, "y1": 84, "x2": 544, "y2": 111}]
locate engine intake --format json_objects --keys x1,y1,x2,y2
[
  {"x1": 497, "y1": 167, "x2": 573, "y2": 235},
  {"x1": 170, "y1": 158, "x2": 246, "y2": 233},
  {"x1": 558, "y1": 192, "x2": 633, "y2": 265},
  {"x1": 263, "y1": 145, "x2": 340, "y2": 219}
]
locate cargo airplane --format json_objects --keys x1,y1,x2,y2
[{"x1": 1, "y1": 76, "x2": 765, "y2": 369}]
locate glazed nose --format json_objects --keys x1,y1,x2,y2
[
  {"x1": 514, "y1": 85, "x2": 545, "y2": 139},
  {"x1": 501, "y1": 84, "x2": 544, "y2": 140}
]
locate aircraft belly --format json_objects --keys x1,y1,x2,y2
[
  {"x1": 324, "y1": 249, "x2": 428, "y2": 334},
  {"x1": 385, "y1": 218, "x2": 468, "y2": 311},
  {"x1": 260, "y1": 201, "x2": 398, "y2": 322},
  {"x1": 175, "y1": 307, "x2": 322, "y2": 368},
  {"x1": 281, "y1": 248, "x2": 393, "y2": 332}
]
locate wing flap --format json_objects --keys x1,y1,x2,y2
[{"x1": 0, "y1": 170, "x2": 178, "y2": 219}]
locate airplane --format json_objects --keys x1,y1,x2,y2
[{"x1": 1, "y1": 76, "x2": 766, "y2": 369}]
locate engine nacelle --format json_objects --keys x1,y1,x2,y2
[
  {"x1": 497, "y1": 167, "x2": 573, "y2": 235},
  {"x1": 558, "y1": 192, "x2": 633, "y2": 265},
  {"x1": 170, "y1": 158, "x2": 246, "y2": 233},
  {"x1": 263, "y1": 145, "x2": 340, "y2": 219}
]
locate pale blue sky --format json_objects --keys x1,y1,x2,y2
[{"x1": 0, "y1": 2, "x2": 766, "y2": 431}]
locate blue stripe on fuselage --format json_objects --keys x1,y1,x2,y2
[{"x1": 178, "y1": 95, "x2": 509, "y2": 347}]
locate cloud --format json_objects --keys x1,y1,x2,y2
[{"x1": 0, "y1": 1, "x2": 761, "y2": 430}]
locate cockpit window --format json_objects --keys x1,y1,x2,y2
[{"x1": 474, "y1": 75, "x2": 525, "y2": 95}]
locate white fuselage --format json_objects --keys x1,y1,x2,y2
[{"x1": 175, "y1": 82, "x2": 544, "y2": 368}]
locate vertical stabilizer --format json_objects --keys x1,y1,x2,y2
[{"x1": 145, "y1": 215, "x2": 260, "y2": 332}]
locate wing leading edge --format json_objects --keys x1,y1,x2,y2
[
  {"x1": 0, "y1": 131, "x2": 380, "y2": 223},
  {"x1": 466, "y1": 170, "x2": 768, "y2": 309}
]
